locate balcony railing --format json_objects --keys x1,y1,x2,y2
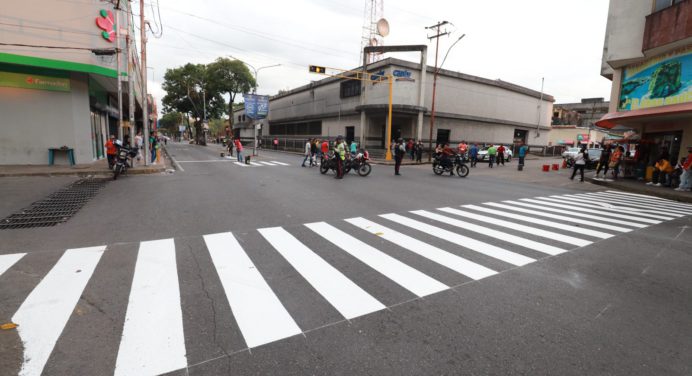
[{"x1": 643, "y1": 0, "x2": 692, "y2": 52}]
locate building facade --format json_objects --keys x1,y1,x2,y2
[
  {"x1": 598, "y1": 0, "x2": 692, "y2": 163},
  {"x1": 0, "y1": 0, "x2": 146, "y2": 165},
  {"x1": 235, "y1": 57, "x2": 553, "y2": 154}
]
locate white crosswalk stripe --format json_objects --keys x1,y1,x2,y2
[
  {"x1": 258, "y1": 226, "x2": 386, "y2": 319},
  {"x1": 204, "y1": 232, "x2": 302, "y2": 348},
  {"x1": 345, "y1": 217, "x2": 497, "y2": 280},
  {"x1": 487, "y1": 201, "x2": 640, "y2": 231},
  {"x1": 271, "y1": 161, "x2": 290, "y2": 166},
  {"x1": 597, "y1": 191, "x2": 692, "y2": 210},
  {"x1": 13, "y1": 246, "x2": 105, "y2": 376},
  {"x1": 461, "y1": 204, "x2": 615, "y2": 238},
  {"x1": 115, "y1": 239, "x2": 187, "y2": 376},
  {"x1": 524, "y1": 197, "x2": 667, "y2": 222},
  {"x1": 412, "y1": 210, "x2": 570, "y2": 255},
  {"x1": 606, "y1": 190, "x2": 692, "y2": 209},
  {"x1": 234, "y1": 161, "x2": 249, "y2": 167},
  {"x1": 2, "y1": 190, "x2": 689, "y2": 375},
  {"x1": 306, "y1": 221, "x2": 448, "y2": 297},
  {"x1": 249, "y1": 161, "x2": 264, "y2": 166},
  {"x1": 0, "y1": 252, "x2": 25, "y2": 277},
  {"x1": 259, "y1": 161, "x2": 278, "y2": 166}
]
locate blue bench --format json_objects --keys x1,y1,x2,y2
[{"x1": 48, "y1": 148, "x2": 75, "y2": 166}]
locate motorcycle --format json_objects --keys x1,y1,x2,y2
[
  {"x1": 344, "y1": 150, "x2": 372, "y2": 176},
  {"x1": 432, "y1": 153, "x2": 470, "y2": 177},
  {"x1": 319, "y1": 152, "x2": 338, "y2": 175},
  {"x1": 113, "y1": 142, "x2": 138, "y2": 180}
]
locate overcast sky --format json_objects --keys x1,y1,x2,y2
[{"x1": 141, "y1": 0, "x2": 613, "y2": 115}]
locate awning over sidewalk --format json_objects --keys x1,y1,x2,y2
[{"x1": 596, "y1": 102, "x2": 692, "y2": 129}]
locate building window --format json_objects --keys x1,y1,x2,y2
[
  {"x1": 242, "y1": 115, "x2": 246, "y2": 122},
  {"x1": 654, "y1": 0, "x2": 684, "y2": 12},
  {"x1": 340, "y1": 80, "x2": 361, "y2": 98},
  {"x1": 269, "y1": 121, "x2": 322, "y2": 135}
]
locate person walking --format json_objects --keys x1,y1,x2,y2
[
  {"x1": 406, "y1": 139, "x2": 415, "y2": 160},
  {"x1": 496, "y1": 144, "x2": 506, "y2": 166},
  {"x1": 235, "y1": 139, "x2": 244, "y2": 162},
  {"x1": 570, "y1": 145, "x2": 589, "y2": 182},
  {"x1": 134, "y1": 131, "x2": 143, "y2": 164},
  {"x1": 517, "y1": 142, "x2": 528, "y2": 168},
  {"x1": 415, "y1": 140, "x2": 423, "y2": 163},
  {"x1": 149, "y1": 131, "x2": 158, "y2": 163},
  {"x1": 228, "y1": 137, "x2": 234, "y2": 157},
  {"x1": 311, "y1": 138, "x2": 318, "y2": 166},
  {"x1": 595, "y1": 144, "x2": 612, "y2": 179},
  {"x1": 458, "y1": 140, "x2": 468, "y2": 156},
  {"x1": 273, "y1": 137, "x2": 279, "y2": 150},
  {"x1": 105, "y1": 134, "x2": 117, "y2": 169},
  {"x1": 302, "y1": 138, "x2": 312, "y2": 167},
  {"x1": 469, "y1": 143, "x2": 478, "y2": 167},
  {"x1": 675, "y1": 146, "x2": 692, "y2": 192},
  {"x1": 334, "y1": 135, "x2": 346, "y2": 179},
  {"x1": 610, "y1": 145, "x2": 624, "y2": 180},
  {"x1": 394, "y1": 138, "x2": 406, "y2": 176},
  {"x1": 487, "y1": 144, "x2": 497, "y2": 168}
]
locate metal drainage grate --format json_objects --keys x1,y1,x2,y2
[{"x1": 0, "y1": 178, "x2": 108, "y2": 229}]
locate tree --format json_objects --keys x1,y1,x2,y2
[
  {"x1": 207, "y1": 58, "x2": 255, "y2": 132},
  {"x1": 161, "y1": 63, "x2": 225, "y2": 145},
  {"x1": 159, "y1": 111, "x2": 182, "y2": 133}
]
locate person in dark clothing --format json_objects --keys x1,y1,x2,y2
[
  {"x1": 595, "y1": 144, "x2": 612, "y2": 179},
  {"x1": 415, "y1": 140, "x2": 423, "y2": 163},
  {"x1": 394, "y1": 138, "x2": 405, "y2": 175}
]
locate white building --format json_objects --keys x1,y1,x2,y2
[{"x1": 235, "y1": 57, "x2": 553, "y2": 155}]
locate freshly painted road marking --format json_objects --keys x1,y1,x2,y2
[
  {"x1": 580, "y1": 193, "x2": 692, "y2": 215},
  {"x1": 177, "y1": 159, "x2": 234, "y2": 163},
  {"x1": 270, "y1": 161, "x2": 290, "y2": 166},
  {"x1": 380, "y1": 213, "x2": 535, "y2": 266},
  {"x1": 306, "y1": 222, "x2": 448, "y2": 297},
  {"x1": 524, "y1": 197, "x2": 666, "y2": 222},
  {"x1": 552, "y1": 195, "x2": 680, "y2": 219},
  {"x1": 0, "y1": 253, "x2": 26, "y2": 277},
  {"x1": 437, "y1": 207, "x2": 592, "y2": 246},
  {"x1": 346, "y1": 217, "x2": 497, "y2": 280},
  {"x1": 233, "y1": 161, "x2": 249, "y2": 167},
  {"x1": 606, "y1": 190, "x2": 692, "y2": 209},
  {"x1": 249, "y1": 162, "x2": 264, "y2": 166},
  {"x1": 412, "y1": 210, "x2": 569, "y2": 255},
  {"x1": 204, "y1": 232, "x2": 302, "y2": 348},
  {"x1": 487, "y1": 201, "x2": 638, "y2": 231},
  {"x1": 258, "y1": 227, "x2": 385, "y2": 319},
  {"x1": 12, "y1": 246, "x2": 105, "y2": 376},
  {"x1": 462, "y1": 204, "x2": 614, "y2": 238},
  {"x1": 597, "y1": 191, "x2": 692, "y2": 209},
  {"x1": 115, "y1": 239, "x2": 187, "y2": 376},
  {"x1": 259, "y1": 161, "x2": 277, "y2": 166},
  {"x1": 571, "y1": 193, "x2": 688, "y2": 215}
]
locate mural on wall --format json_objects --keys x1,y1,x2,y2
[
  {"x1": 619, "y1": 48, "x2": 692, "y2": 111},
  {"x1": 96, "y1": 9, "x2": 115, "y2": 42}
]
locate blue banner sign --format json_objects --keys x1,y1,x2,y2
[{"x1": 243, "y1": 93, "x2": 270, "y2": 119}]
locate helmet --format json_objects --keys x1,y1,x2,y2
[
  {"x1": 114, "y1": 139, "x2": 122, "y2": 147},
  {"x1": 336, "y1": 135, "x2": 343, "y2": 140}
]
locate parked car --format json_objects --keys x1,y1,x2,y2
[
  {"x1": 477, "y1": 146, "x2": 512, "y2": 162},
  {"x1": 561, "y1": 147, "x2": 579, "y2": 160},
  {"x1": 566, "y1": 148, "x2": 602, "y2": 169}
]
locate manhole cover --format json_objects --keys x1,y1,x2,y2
[{"x1": 0, "y1": 178, "x2": 108, "y2": 229}]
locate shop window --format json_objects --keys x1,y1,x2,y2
[
  {"x1": 340, "y1": 80, "x2": 361, "y2": 98},
  {"x1": 269, "y1": 121, "x2": 322, "y2": 135}
]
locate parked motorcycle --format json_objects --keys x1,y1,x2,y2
[
  {"x1": 344, "y1": 150, "x2": 372, "y2": 176},
  {"x1": 320, "y1": 152, "x2": 338, "y2": 175},
  {"x1": 432, "y1": 153, "x2": 470, "y2": 177},
  {"x1": 113, "y1": 141, "x2": 138, "y2": 180}
]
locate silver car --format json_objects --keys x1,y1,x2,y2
[{"x1": 561, "y1": 147, "x2": 579, "y2": 160}]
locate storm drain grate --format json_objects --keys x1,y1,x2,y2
[{"x1": 0, "y1": 178, "x2": 108, "y2": 229}]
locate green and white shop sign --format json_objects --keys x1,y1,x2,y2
[{"x1": 0, "y1": 71, "x2": 70, "y2": 92}]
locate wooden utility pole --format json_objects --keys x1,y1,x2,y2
[
  {"x1": 140, "y1": 0, "x2": 149, "y2": 165},
  {"x1": 425, "y1": 21, "x2": 449, "y2": 162}
]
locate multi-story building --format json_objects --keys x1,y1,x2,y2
[
  {"x1": 234, "y1": 57, "x2": 553, "y2": 155},
  {"x1": 552, "y1": 98, "x2": 610, "y2": 127},
  {"x1": 598, "y1": 0, "x2": 692, "y2": 163},
  {"x1": 0, "y1": 0, "x2": 147, "y2": 165}
]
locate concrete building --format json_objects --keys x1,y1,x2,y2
[
  {"x1": 552, "y1": 98, "x2": 610, "y2": 127},
  {"x1": 234, "y1": 57, "x2": 553, "y2": 155},
  {"x1": 0, "y1": 0, "x2": 146, "y2": 165},
  {"x1": 598, "y1": 0, "x2": 692, "y2": 163}
]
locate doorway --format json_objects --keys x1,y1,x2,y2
[
  {"x1": 346, "y1": 126, "x2": 355, "y2": 144},
  {"x1": 436, "y1": 129, "x2": 450, "y2": 145}
]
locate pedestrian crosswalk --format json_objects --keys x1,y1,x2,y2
[
  {"x1": 1, "y1": 190, "x2": 691, "y2": 375},
  {"x1": 231, "y1": 160, "x2": 290, "y2": 167}
]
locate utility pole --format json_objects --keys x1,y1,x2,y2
[
  {"x1": 425, "y1": 21, "x2": 449, "y2": 162},
  {"x1": 140, "y1": 0, "x2": 149, "y2": 165},
  {"x1": 127, "y1": 7, "x2": 135, "y2": 147},
  {"x1": 115, "y1": 1, "x2": 123, "y2": 141},
  {"x1": 535, "y1": 77, "x2": 545, "y2": 138}
]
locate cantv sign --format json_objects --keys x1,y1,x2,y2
[{"x1": 243, "y1": 93, "x2": 269, "y2": 119}]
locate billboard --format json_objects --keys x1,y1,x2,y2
[
  {"x1": 243, "y1": 93, "x2": 270, "y2": 119},
  {"x1": 619, "y1": 48, "x2": 692, "y2": 111}
]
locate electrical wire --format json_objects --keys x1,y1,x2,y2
[{"x1": 0, "y1": 42, "x2": 111, "y2": 52}]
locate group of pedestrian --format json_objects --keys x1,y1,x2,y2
[
  {"x1": 225, "y1": 137, "x2": 244, "y2": 162},
  {"x1": 646, "y1": 146, "x2": 692, "y2": 191},
  {"x1": 105, "y1": 130, "x2": 158, "y2": 169},
  {"x1": 301, "y1": 138, "x2": 330, "y2": 167},
  {"x1": 403, "y1": 139, "x2": 424, "y2": 163},
  {"x1": 594, "y1": 144, "x2": 625, "y2": 180}
]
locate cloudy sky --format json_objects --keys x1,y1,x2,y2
[{"x1": 140, "y1": 0, "x2": 613, "y2": 114}]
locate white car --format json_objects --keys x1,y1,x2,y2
[
  {"x1": 477, "y1": 146, "x2": 512, "y2": 162},
  {"x1": 561, "y1": 147, "x2": 579, "y2": 160}
]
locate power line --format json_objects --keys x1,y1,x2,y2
[{"x1": 0, "y1": 42, "x2": 113, "y2": 52}]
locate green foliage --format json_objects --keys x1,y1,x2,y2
[
  {"x1": 208, "y1": 118, "x2": 227, "y2": 136},
  {"x1": 159, "y1": 111, "x2": 182, "y2": 131},
  {"x1": 161, "y1": 63, "x2": 225, "y2": 121},
  {"x1": 207, "y1": 57, "x2": 256, "y2": 123}
]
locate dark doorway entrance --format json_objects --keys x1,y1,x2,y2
[
  {"x1": 436, "y1": 129, "x2": 450, "y2": 145},
  {"x1": 346, "y1": 126, "x2": 355, "y2": 144},
  {"x1": 513, "y1": 129, "x2": 527, "y2": 144}
]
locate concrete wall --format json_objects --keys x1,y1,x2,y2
[
  {"x1": 601, "y1": 0, "x2": 651, "y2": 70},
  {"x1": 0, "y1": 73, "x2": 91, "y2": 164}
]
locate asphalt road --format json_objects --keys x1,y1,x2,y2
[{"x1": 1, "y1": 142, "x2": 691, "y2": 376}]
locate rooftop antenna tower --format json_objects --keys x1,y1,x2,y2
[{"x1": 360, "y1": 0, "x2": 389, "y2": 65}]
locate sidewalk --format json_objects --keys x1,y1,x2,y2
[
  {"x1": 589, "y1": 176, "x2": 692, "y2": 203},
  {"x1": 0, "y1": 157, "x2": 167, "y2": 177}
]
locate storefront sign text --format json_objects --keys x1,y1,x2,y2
[{"x1": 0, "y1": 71, "x2": 70, "y2": 92}]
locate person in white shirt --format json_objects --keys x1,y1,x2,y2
[
  {"x1": 301, "y1": 138, "x2": 314, "y2": 167},
  {"x1": 569, "y1": 145, "x2": 589, "y2": 182}
]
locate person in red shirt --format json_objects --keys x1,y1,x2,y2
[
  {"x1": 105, "y1": 134, "x2": 117, "y2": 169},
  {"x1": 675, "y1": 146, "x2": 692, "y2": 191},
  {"x1": 458, "y1": 140, "x2": 468, "y2": 155},
  {"x1": 496, "y1": 144, "x2": 506, "y2": 166},
  {"x1": 320, "y1": 139, "x2": 329, "y2": 160}
]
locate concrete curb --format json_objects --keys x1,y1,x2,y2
[
  {"x1": 162, "y1": 145, "x2": 184, "y2": 172},
  {"x1": 589, "y1": 178, "x2": 692, "y2": 203}
]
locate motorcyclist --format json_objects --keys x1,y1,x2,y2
[{"x1": 441, "y1": 143, "x2": 456, "y2": 176}]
